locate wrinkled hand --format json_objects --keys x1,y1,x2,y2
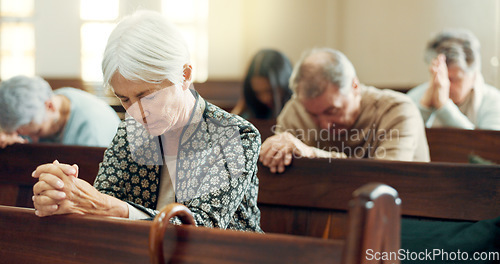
[
  {"x1": 32, "y1": 160, "x2": 128, "y2": 218},
  {"x1": 259, "y1": 132, "x2": 315, "y2": 173},
  {"x1": 421, "y1": 54, "x2": 450, "y2": 109},
  {"x1": 0, "y1": 132, "x2": 27, "y2": 148},
  {"x1": 32, "y1": 160, "x2": 79, "y2": 216}
]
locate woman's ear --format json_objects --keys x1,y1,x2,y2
[{"x1": 182, "y1": 64, "x2": 193, "y2": 90}]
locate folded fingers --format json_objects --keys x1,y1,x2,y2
[{"x1": 33, "y1": 173, "x2": 65, "y2": 195}]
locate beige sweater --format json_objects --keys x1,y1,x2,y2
[{"x1": 275, "y1": 86, "x2": 430, "y2": 162}]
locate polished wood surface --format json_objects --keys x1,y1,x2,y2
[
  {"x1": 257, "y1": 158, "x2": 500, "y2": 238},
  {"x1": 425, "y1": 127, "x2": 500, "y2": 164},
  {"x1": 258, "y1": 158, "x2": 499, "y2": 220},
  {"x1": 0, "y1": 202, "x2": 342, "y2": 264},
  {"x1": 2, "y1": 143, "x2": 498, "y2": 242},
  {"x1": 0, "y1": 205, "x2": 151, "y2": 264},
  {"x1": 5, "y1": 183, "x2": 407, "y2": 264},
  {"x1": 159, "y1": 225, "x2": 344, "y2": 264},
  {"x1": 149, "y1": 183, "x2": 399, "y2": 264},
  {"x1": 342, "y1": 183, "x2": 401, "y2": 264}
]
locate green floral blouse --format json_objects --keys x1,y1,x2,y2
[{"x1": 94, "y1": 91, "x2": 262, "y2": 232}]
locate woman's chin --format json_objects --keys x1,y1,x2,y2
[
  {"x1": 148, "y1": 127, "x2": 168, "y2": 136},
  {"x1": 143, "y1": 123, "x2": 166, "y2": 136}
]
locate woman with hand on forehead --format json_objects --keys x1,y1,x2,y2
[{"x1": 32, "y1": 10, "x2": 262, "y2": 232}]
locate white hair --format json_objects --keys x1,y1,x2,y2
[
  {"x1": 290, "y1": 48, "x2": 357, "y2": 98},
  {"x1": 0, "y1": 75, "x2": 53, "y2": 132},
  {"x1": 102, "y1": 10, "x2": 190, "y2": 89},
  {"x1": 425, "y1": 28, "x2": 481, "y2": 72}
]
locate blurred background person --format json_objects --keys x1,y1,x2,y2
[
  {"x1": 407, "y1": 28, "x2": 500, "y2": 130},
  {"x1": 232, "y1": 49, "x2": 293, "y2": 119},
  {"x1": 260, "y1": 48, "x2": 429, "y2": 173},
  {"x1": 0, "y1": 75, "x2": 120, "y2": 148}
]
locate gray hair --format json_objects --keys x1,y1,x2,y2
[
  {"x1": 102, "y1": 10, "x2": 190, "y2": 89},
  {"x1": 290, "y1": 48, "x2": 356, "y2": 98},
  {"x1": 0, "y1": 75, "x2": 53, "y2": 132},
  {"x1": 425, "y1": 28, "x2": 481, "y2": 72}
]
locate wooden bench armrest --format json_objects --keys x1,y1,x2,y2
[{"x1": 150, "y1": 203, "x2": 196, "y2": 264}]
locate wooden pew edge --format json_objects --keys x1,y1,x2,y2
[{"x1": 0, "y1": 204, "x2": 152, "y2": 227}]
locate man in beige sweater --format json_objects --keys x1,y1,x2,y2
[{"x1": 260, "y1": 48, "x2": 430, "y2": 173}]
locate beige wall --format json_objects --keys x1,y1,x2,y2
[
  {"x1": 208, "y1": 0, "x2": 341, "y2": 80},
  {"x1": 340, "y1": 0, "x2": 500, "y2": 88},
  {"x1": 32, "y1": 0, "x2": 500, "y2": 89},
  {"x1": 208, "y1": 0, "x2": 500, "y2": 89},
  {"x1": 35, "y1": 0, "x2": 81, "y2": 77}
]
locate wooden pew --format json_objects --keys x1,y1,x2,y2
[
  {"x1": 248, "y1": 118, "x2": 500, "y2": 164},
  {"x1": 0, "y1": 205, "x2": 151, "y2": 264},
  {"x1": 0, "y1": 182, "x2": 401, "y2": 264},
  {"x1": 425, "y1": 127, "x2": 500, "y2": 164},
  {"x1": 2, "y1": 143, "x2": 499, "y2": 240},
  {"x1": 149, "y1": 204, "x2": 344, "y2": 264},
  {"x1": 257, "y1": 158, "x2": 500, "y2": 239},
  {"x1": 149, "y1": 183, "x2": 401, "y2": 264},
  {"x1": 0, "y1": 143, "x2": 105, "y2": 208}
]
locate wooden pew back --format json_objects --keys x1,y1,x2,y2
[
  {"x1": 257, "y1": 158, "x2": 500, "y2": 239},
  {"x1": 160, "y1": 225, "x2": 344, "y2": 264},
  {"x1": 0, "y1": 182, "x2": 401, "y2": 264},
  {"x1": 0, "y1": 205, "x2": 151, "y2": 264},
  {"x1": 151, "y1": 183, "x2": 400, "y2": 264},
  {"x1": 425, "y1": 127, "x2": 500, "y2": 164},
  {"x1": 2, "y1": 143, "x2": 499, "y2": 242},
  {"x1": 0, "y1": 143, "x2": 105, "y2": 207}
]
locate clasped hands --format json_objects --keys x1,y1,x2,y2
[
  {"x1": 32, "y1": 160, "x2": 112, "y2": 217},
  {"x1": 420, "y1": 54, "x2": 451, "y2": 109},
  {"x1": 259, "y1": 132, "x2": 315, "y2": 173}
]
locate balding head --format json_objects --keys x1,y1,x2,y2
[{"x1": 290, "y1": 48, "x2": 357, "y2": 99}]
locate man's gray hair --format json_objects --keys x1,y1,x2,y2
[
  {"x1": 102, "y1": 10, "x2": 191, "y2": 90},
  {"x1": 290, "y1": 48, "x2": 357, "y2": 99},
  {"x1": 425, "y1": 28, "x2": 481, "y2": 72},
  {"x1": 0, "y1": 75, "x2": 53, "y2": 132}
]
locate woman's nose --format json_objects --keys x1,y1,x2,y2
[{"x1": 126, "y1": 100, "x2": 149, "y2": 123}]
